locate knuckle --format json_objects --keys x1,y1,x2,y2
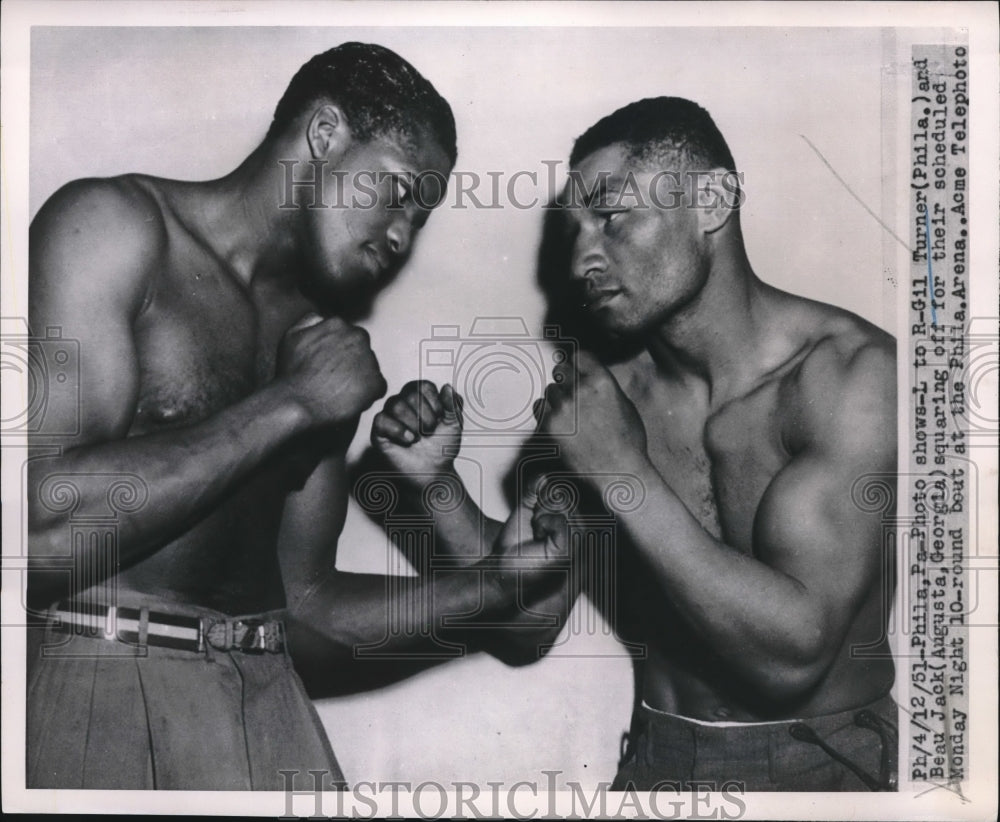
[
  {"x1": 389, "y1": 397, "x2": 410, "y2": 416},
  {"x1": 342, "y1": 326, "x2": 364, "y2": 346}
]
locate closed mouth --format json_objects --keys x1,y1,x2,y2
[
  {"x1": 582, "y1": 288, "x2": 622, "y2": 309},
  {"x1": 364, "y1": 245, "x2": 387, "y2": 277}
]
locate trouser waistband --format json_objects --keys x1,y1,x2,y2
[
  {"x1": 46, "y1": 600, "x2": 286, "y2": 654},
  {"x1": 630, "y1": 693, "x2": 898, "y2": 790},
  {"x1": 638, "y1": 692, "x2": 897, "y2": 735}
]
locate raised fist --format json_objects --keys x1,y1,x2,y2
[
  {"x1": 371, "y1": 380, "x2": 463, "y2": 480},
  {"x1": 275, "y1": 314, "x2": 387, "y2": 427},
  {"x1": 535, "y1": 349, "x2": 648, "y2": 480}
]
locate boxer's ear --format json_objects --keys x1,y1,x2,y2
[
  {"x1": 692, "y1": 168, "x2": 742, "y2": 235},
  {"x1": 306, "y1": 103, "x2": 352, "y2": 161}
]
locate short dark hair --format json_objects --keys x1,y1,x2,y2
[
  {"x1": 569, "y1": 97, "x2": 734, "y2": 173},
  {"x1": 269, "y1": 42, "x2": 457, "y2": 165}
]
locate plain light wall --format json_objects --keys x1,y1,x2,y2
[{"x1": 30, "y1": 26, "x2": 888, "y2": 786}]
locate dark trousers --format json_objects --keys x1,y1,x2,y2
[{"x1": 613, "y1": 693, "x2": 898, "y2": 792}]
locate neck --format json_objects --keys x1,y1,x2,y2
[
  {"x1": 646, "y1": 238, "x2": 773, "y2": 402},
  {"x1": 174, "y1": 138, "x2": 305, "y2": 290}
]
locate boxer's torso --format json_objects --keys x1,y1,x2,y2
[
  {"x1": 78, "y1": 175, "x2": 320, "y2": 614},
  {"x1": 611, "y1": 297, "x2": 896, "y2": 721}
]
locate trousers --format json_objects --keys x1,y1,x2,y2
[
  {"x1": 612, "y1": 693, "x2": 898, "y2": 792},
  {"x1": 27, "y1": 598, "x2": 345, "y2": 790}
]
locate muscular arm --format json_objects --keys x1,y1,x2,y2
[
  {"x1": 282, "y1": 501, "x2": 568, "y2": 693},
  {"x1": 368, "y1": 384, "x2": 579, "y2": 664},
  {"x1": 616, "y1": 344, "x2": 896, "y2": 701},
  {"x1": 276, "y1": 426, "x2": 357, "y2": 610},
  {"x1": 281, "y1": 426, "x2": 576, "y2": 685},
  {"x1": 27, "y1": 180, "x2": 383, "y2": 605},
  {"x1": 368, "y1": 380, "x2": 501, "y2": 564}
]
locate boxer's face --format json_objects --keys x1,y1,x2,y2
[
  {"x1": 299, "y1": 129, "x2": 451, "y2": 313},
  {"x1": 564, "y1": 143, "x2": 709, "y2": 336}
]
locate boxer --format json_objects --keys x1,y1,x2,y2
[{"x1": 373, "y1": 96, "x2": 898, "y2": 791}]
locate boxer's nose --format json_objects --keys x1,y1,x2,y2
[
  {"x1": 571, "y1": 248, "x2": 607, "y2": 283},
  {"x1": 386, "y1": 216, "x2": 413, "y2": 259}
]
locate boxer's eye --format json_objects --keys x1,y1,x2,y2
[
  {"x1": 595, "y1": 208, "x2": 627, "y2": 226},
  {"x1": 395, "y1": 178, "x2": 412, "y2": 204}
]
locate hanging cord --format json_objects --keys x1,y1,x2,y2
[
  {"x1": 854, "y1": 709, "x2": 898, "y2": 790},
  {"x1": 788, "y1": 710, "x2": 897, "y2": 791}
]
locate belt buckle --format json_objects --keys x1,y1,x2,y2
[
  {"x1": 236, "y1": 618, "x2": 267, "y2": 654},
  {"x1": 203, "y1": 617, "x2": 281, "y2": 653}
]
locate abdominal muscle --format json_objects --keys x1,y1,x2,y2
[{"x1": 94, "y1": 476, "x2": 288, "y2": 616}]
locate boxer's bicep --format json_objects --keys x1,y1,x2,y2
[
  {"x1": 752, "y1": 346, "x2": 896, "y2": 652},
  {"x1": 29, "y1": 179, "x2": 163, "y2": 447},
  {"x1": 753, "y1": 451, "x2": 885, "y2": 641}
]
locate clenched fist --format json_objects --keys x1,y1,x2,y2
[
  {"x1": 485, "y1": 473, "x2": 576, "y2": 658},
  {"x1": 275, "y1": 314, "x2": 387, "y2": 427},
  {"x1": 493, "y1": 473, "x2": 570, "y2": 563},
  {"x1": 371, "y1": 380, "x2": 463, "y2": 480},
  {"x1": 535, "y1": 349, "x2": 649, "y2": 481}
]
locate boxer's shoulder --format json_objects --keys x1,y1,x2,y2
[
  {"x1": 782, "y1": 302, "x2": 896, "y2": 456},
  {"x1": 35, "y1": 174, "x2": 167, "y2": 234},
  {"x1": 31, "y1": 175, "x2": 172, "y2": 318}
]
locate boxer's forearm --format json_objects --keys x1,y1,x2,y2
[
  {"x1": 484, "y1": 574, "x2": 576, "y2": 666},
  {"x1": 283, "y1": 561, "x2": 549, "y2": 667},
  {"x1": 391, "y1": 468, "x2": 503, "y2": 564},
  {"x1": 27, "y1": 387, "x2": 311, "y2": 599}
]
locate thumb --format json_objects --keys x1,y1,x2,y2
[
  {"x1": 531, "y1": 512, "x2": 569, "y2": 555},
  {"x1": 288, "y1": 311, "x2": 324, "y2": 334},
  {"x1": 440, "y1": 383, "x2": 465, "y2": 429}
]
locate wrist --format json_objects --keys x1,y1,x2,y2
[
  {"x1": 481, "y1": 564, "x2": 516, "y2": 613},
  {"x1": 258, "y1": 381, "x2": 314, "y2": 436},
  {"x1": 402, "y1": 462, "x2": 460, "y2": 491}
]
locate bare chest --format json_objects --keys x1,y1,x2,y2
[
  {"x1": 114, "y1": 247, "x2": 309, "y2": 608},
  {"x1": 628, "y1": 375, "x2": 793, "y2": 552},
  {"x1": 128, "y1": 256, "x2": 293, "y2": 434}
]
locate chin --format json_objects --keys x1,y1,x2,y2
[
  {"x1": 592, "y1": 309, "x2": 646, "y2": 338},
  {"x1": 297, "y1": 266, "x2": 366, "y2": 316},
  {"x1": 575, "y1": 313, "x2": 647, "y2": 361}
]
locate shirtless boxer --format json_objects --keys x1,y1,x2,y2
[
  {"x1": 372, "y1": 96, "x2": 899, "y2": 791},
  {"x1": 26, "y1": 42, "x2": 559, "y2": 790}
]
